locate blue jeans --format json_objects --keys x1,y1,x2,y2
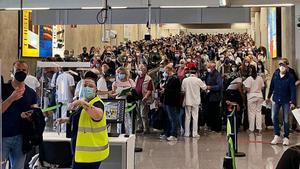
[
  {"x1": 179, "y1": 107, "x2": 185, "y2": 130},
  {"x1": 272, "y1": 102, "x2": 290, "y2": 138},
  {"x1": 165, "y1": 105, "x2": 179, "y2": 137},
  {"x1": 2, "y1": 135, "x2": 26, "y2": 169}
]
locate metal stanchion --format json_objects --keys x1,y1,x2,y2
[
  {"x1": 223, "y1": 105, "x2": 246, "y2": 169},
  {"x1": 232, "y1": 105, "x2": 246, "y2": 157},
  {"x1": 132, "y1": 103, "x2": 143, "y2": 153}
]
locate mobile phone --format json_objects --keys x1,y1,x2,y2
[{"x1": 27, "y1": 110, "x2": 34, "y2": 114}]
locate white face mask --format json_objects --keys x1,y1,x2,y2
[
  {"x1": 279, "y1": 66, "x2": 286, "y2": 73},
  {"x1": 232, "y1": 67, "x2": 237, "y2": 72},
  {"x1": 207, "y1": 68, "x2": 212, "y2": 73},
  {"x1": 137, "y1": 70, "x2": 143, "y2": 76}
]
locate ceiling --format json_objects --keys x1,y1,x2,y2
[
  {"x1": 0, "y1": 0, "x2": 298, "y2": 10},
  {"x1": 0, "y1": 0, "x2": 221, "y2": 10}
]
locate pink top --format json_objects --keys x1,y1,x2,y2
[{"x1": 177, "y1": 67, "x2": 186, "y2": 81}]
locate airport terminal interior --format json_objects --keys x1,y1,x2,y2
[{"x1": 1, "y1": 0, "x2": 300, "y2": 169}]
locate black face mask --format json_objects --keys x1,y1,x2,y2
[{"x1": 14, "y1": 71, "x2": 27, "y2": 82}]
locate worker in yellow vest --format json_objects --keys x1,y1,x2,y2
[{"x1": 56, "y1": 71, "x2": 109, "y2": 169}]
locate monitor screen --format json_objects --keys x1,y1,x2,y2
[{"x1": 102, "y1": 99, "x2": 125, "y2": 123}]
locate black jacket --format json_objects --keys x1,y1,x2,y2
[
  {"x1": 163, "y1": 75, "x2": 181, "y2": 107},
  {"x1": 22, "y1": 108, "x2": 45, "y2": 153}
]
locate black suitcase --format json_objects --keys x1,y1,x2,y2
[{"x1": 262, "y1": 106, "x2": 273, "y2": 127}]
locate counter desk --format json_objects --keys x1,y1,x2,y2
[{"x1": 43, "y1": 132, "x2": 135, "y2": 169}]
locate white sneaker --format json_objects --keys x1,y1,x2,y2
[
  {"x1": 193, "y1": 134, "x2": 200, "y2": 138},
  {"x1": 167, "y1": 136, "x2": 178, "y2": 141},
  {"x1": 159, "y1": 135, "x2": 167, "y2": 140},
  {"x1": 184, "y1": 133, "x2": 190, "y2": 137},
  {"x1": 283, "y1": 137, "x2": 290, "y2": 146},
  {"x1": 271, "y1": 135, "x2": 281, "y2": 145}
]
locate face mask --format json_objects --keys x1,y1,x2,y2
[
  {"x1": 163, "y1": 72, "x2": 168, "y2": 78},
  {"x1": 80, "y1": 86, "x2": 95, "y2": 100},
  {"x1": 279, "y1": 66, "x2": 286, "y2": 73},
  {"x1": 258, "y1": 65, "x2": 262, "y2": 69},
  {"x1": 108, "y1": 78, "x2": 115, "y2": 82},
  {"x1": 225, "y1": 59, "x2": 230, "y2": 64},
  {"x1": 14, "y1": 71, "x2": 27, "y2": 82},
  {"x1": 175, "y1": 54, "x2": 180, "y2": 57},
  {"x1": 137, "y1": 70, "x2": 143, "y2": 76},
  {"x1": 232, "y1": 67, "x2": 237, "y2": 72},
  {"x1": 159, "y1": 68, "x2": 164, "y2": 72},
  {"x1": 118, "y1": 73, "x2": 126, "y2": 80},
  {"x1": 105, "y1": 57, "x2": 111, "y2": 63},
  {"x1": 153, "y1": 50, "x2": 157, "y2": 53},
  {"x1": 207, "y1": 68, "x2": 212, "y2": 73}
]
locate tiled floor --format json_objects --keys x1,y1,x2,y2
[{"x1": 135, "y1": 130, "x2": 300, "y2": 169}]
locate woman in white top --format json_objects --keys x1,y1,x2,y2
[{"x1": 243, "y1": 65, "x2": 265, "y2": 133}]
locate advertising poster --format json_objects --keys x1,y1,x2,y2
[
  {"x1": 52, "y1": 25, "x2": 65, "y2": 57},
  {"x1": 23, "y1": 10, "x2": 60, "y2": 58},
  {"x1": 268, "y1": 7, "x2": 277, "y2": 59},
  {"x1": 22, "y1": 10, "x2": 39, "y2": 57},
  {"x1": 39, "y1": 25, "x2": 53, "y2": 57}
]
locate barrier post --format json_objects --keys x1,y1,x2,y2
[{"x1": 232, "y1": 105, "x2": 246, "y2": 157}]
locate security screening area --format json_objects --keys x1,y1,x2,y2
[{"x1": 2, "y1": 0, "x2": 300, "y2": 169}]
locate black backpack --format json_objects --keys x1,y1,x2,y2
[{"x1": 22, "y1": 108, "x2": 46, "y2": 153}]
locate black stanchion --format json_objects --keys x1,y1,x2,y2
[
  {"x1": 223, "y1": 156, "x2": 234, "y2": 169},
  {"x1": 132, "y1": 102, "x2": 143, "y2": 153},
  {"x1": 233, "y1": 105, "x2": 246, "y2": 157},
  {"x1": 229, "y1": 105, "x2": 246, "y2": 157}
]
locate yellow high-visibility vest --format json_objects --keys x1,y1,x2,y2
[{"x1": 75, "y1": 96, "x2": 109, "y2": 163}]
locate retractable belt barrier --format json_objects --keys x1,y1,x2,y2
[{"x1": 41, "y1": 103, "x2": 67, "y2": 113}]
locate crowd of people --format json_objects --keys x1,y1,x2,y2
[{"x1": 2, "y1": 32, "x2": 300, "y2": 168}]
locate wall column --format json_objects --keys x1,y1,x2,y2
[
  {"x1": 255, "y1": 11, "x2": 261, "y2": 46},
  {"x1": 281, "y1": 7, "x2": 294, "y2": 64},
  {"x1": 260, "y1": 8, "x2": 268, "y2": 49}
]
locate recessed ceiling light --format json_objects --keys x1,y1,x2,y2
[
  {"x1": 241, "y1": 4, "x2": 294, "y2": 7},
  {"x1": 5, "y1": 7, "x2": 50, "y2": 10},
  {"x1": 160, "y1": 6, "x2": 208, "y2": 8}
]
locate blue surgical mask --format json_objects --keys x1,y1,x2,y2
[
  {"x1": 80, "y1": 86, "x2": 95, "y2": 100},
  {"x1": 118, "y1": 73, "x2": 126, "y2": 80},
  {"x1": 163, "y1": 72, "x2": 168, "y2": 78}
]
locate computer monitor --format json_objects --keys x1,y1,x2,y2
[{"x1": 102, "y1": 99, "x2": 125, "y2": 124}]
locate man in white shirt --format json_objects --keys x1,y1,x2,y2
[
  {"x1": 97, "y1": 64, "x2": 111, "y2": 99},
  {"x1": 54, "y1": 68, "x2": 75, "y2": 132},
  {"x1": 24, "y1": 74, "x2": 40, "y2": 92},
  {"x1": 182, "y1": 68, "x2": 207, "y2": 138}
]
